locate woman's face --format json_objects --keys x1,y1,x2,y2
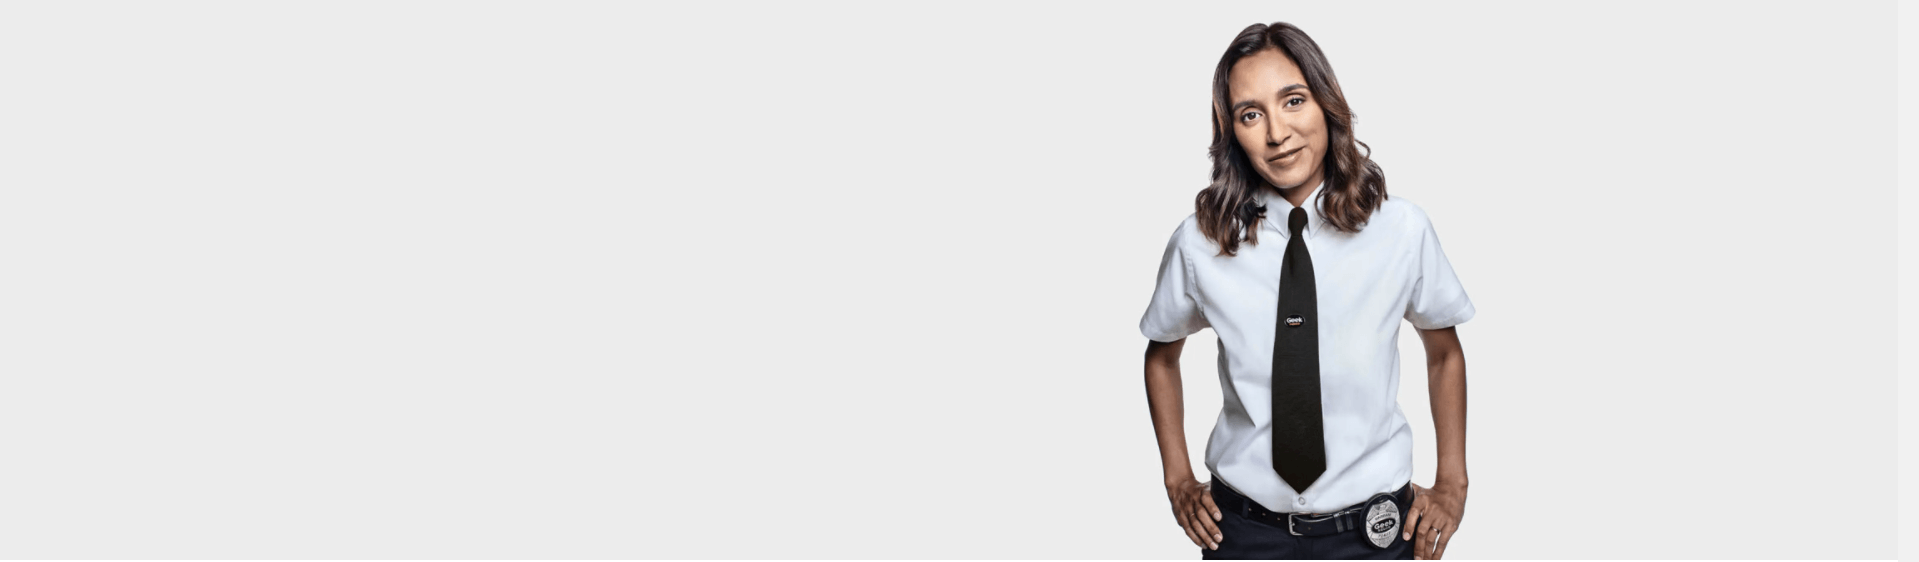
[{"x1": 1227, "y1": 48, "x2": 1328, "y2": 195}]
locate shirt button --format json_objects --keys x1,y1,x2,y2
[{"x1": 1296, "y1": 497, "x2": 1307, "y2": 506}]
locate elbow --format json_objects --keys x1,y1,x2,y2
[{"x1": 1424, "y1": 346, "x2": 1464, "y2": 376}]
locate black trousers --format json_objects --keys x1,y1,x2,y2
[{"x1": 1203, "y1": 475, "x2": 1416, "y2": 560}]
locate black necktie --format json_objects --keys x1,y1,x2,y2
[{"x1": 1271, "y1": 205, "x2": 1325, "y2": 495}]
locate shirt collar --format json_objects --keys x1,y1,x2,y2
[{"x1": 1255, "y1": 179, "x2": 1327, "y2": 238}]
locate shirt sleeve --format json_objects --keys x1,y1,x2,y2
[
  {"x1": 1139, "y1": 223, "x2": 1210, "y2": 342},
  {"x1": 1403, "y1": 211, "x2": 1476, "y2": 330}
]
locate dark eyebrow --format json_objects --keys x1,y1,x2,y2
[{"x1": 1230, "y1": 84, "x2": 1310, "y2": 113}]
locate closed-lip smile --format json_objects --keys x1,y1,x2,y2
[{"x1": 1267, "y1": 146, "x2": 1303, "y2": 163}]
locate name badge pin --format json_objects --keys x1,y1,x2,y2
[{"x1": 1363, "y1": 495, "x2": 1400, "y2": 549}]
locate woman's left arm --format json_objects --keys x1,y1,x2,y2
[{"x1": 1405, "y1": 325, "x2": 1468, "y2": 560}]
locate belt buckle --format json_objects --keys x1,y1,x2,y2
[{"x1": 1287, "y1": 511, "x2": 1337, "y2": 537}]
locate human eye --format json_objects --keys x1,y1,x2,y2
[
  {"x1": 1286, "y1": 96, "x2": 1306, "y2": 107},
  {"x1": 1239, "y1": 110, "x2": 1261, "y2": 123}
]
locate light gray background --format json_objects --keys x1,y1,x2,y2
[{"x1": 0, "y1": 0, "x2": 1905, "y2": 559}]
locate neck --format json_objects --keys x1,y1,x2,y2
[{"x1": 1268, "y1": 174, "x2": 1323, "y2": 208}]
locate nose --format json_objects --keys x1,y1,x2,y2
[{"x1": 1264, "y1": 120, "x2": 1285, "y2": 147}]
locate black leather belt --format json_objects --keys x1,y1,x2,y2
[{"x1": 1210, "y1": 476, "x2": 1415, "y2": 538}]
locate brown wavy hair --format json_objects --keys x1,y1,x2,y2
[{"x1": 1196, "y1": 22, "x2": 1388, "y2": 256}]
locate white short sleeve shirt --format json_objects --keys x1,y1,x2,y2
[{"x1": 1138, "y1": 181, "x2": 1475, "y2": 513}]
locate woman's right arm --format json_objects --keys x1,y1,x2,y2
[
  {"x1": 1146, "y1": 338, "x2": 1192, "y2": 485},
  {"x1": 1146, "y1": 337, "x2": 1223, "y2": 551}
]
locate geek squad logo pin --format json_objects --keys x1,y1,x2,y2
[
  {"x1": 1285, "y1": 315, "x2": 1305, "y2": 327},
  {"x1": 1364, "y1": 496, "x2": 1400, "y2": 549}
]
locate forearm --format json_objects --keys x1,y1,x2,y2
[
  {"x1": 1426, "y1": 348, "x2": 1468, "y2": 488},
  {"x1": 1145, "y1": 357, "x2": 1194, "y2": 485}
]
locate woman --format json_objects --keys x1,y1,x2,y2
[{"x1": 1138, "y1": 22, "x2": 1474, "y2": 560}]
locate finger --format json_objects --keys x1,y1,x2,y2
[
  {"x1": 1191, "y1": 501, "x2": 1220, "y2": 549},
  {"x1": 1416, "y1": 517, "x2": 1436, "y2": 558},
  {"x1": 1427, "y1": 520, "x2": 1445, "y2": 559},
  {"x1": 1200, "y1": 490, "x2": 1224, "y2": 522},
  {"x1": 1191, "y1": 502, "x2": 1223, "y2": 545},
  {"x1": 1189, "y1": 506, "x2": 1220, "y2": 544},
  {"x1": 1178, "y1": 507, "x2": 1205, "y2": 549},
  {"x1": 1180, "y1": 501, "x2": 1216, "y2": 550},
  {"x1": 1402, "y1": 503, "x2": 1422, "y2": 541},
  {"x1": 1412, "y1": 506, "x2": 1427, "y2": 556},
  {"x1": 1182, "y1": 498, "x2": 1212, "y2": 548},
  {"x1": 1434, "y1": 521, "x2": 1452, "y2": 559}
]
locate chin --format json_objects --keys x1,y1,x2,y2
[{"x1": 1262, "y1": 169, "x2": 1304, "y2": 188}]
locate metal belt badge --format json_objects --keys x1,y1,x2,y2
[{"x1": 1363, "y1": 494, "x2": 1400, "y2": 549}]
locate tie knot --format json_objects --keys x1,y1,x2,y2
[{"x1": 1288, "y1": 206, "x2": 1307, "y2": 235}]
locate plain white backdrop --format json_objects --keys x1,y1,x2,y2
[{"x1": 0, "y1": 0, "x2": 1904, "y2": 559}]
